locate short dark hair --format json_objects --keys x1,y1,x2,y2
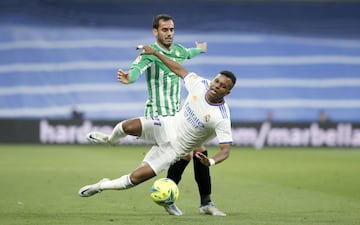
[
  {"x1": 220, "y1": 70, "x2": 237, "y2": 88},
  {"x1": 153, "y1": 14, "x2": 173, "y2": 29}
]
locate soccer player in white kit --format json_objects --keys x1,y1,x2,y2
[{"x1": 79, "y1": 45, "x2": 236, "y2": 214}]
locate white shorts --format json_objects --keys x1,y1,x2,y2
[
  {"x1": 139, "y1": 116, "x2": 184, "y2": 175},
  {"x1": 139, "y1": 116, "x2": 173, "y2": 145},
  {"x1": 142, "y1": 143, "x2": 179, "y2": 175}
]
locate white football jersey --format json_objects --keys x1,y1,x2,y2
[{"x1": 168, "y1": 72, "x2": 233, "y2": 154}]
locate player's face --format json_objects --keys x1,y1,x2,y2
[
  {"x1": 207, "y1": 74, "x2": 233, "y2": 103},
  {"x1": 153, "y1": 19, "x2": 174, "y2": 50}
]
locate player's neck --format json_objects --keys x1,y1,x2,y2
[
  {"x1": 205, "y1": 94, "x2": 224, "y2": 104},
  {"x1": 157, "y1": 42, "x2": 172, "y2": 51}
]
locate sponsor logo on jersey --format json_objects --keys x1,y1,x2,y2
[
  {"x1": 133, "y1": 55, "x2": 142, "y2": 64},
  {"x1": 205, "y1": 114, "x2": 211, "y2": 122}
]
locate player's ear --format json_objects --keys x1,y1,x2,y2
[{"x1": 152, "y1": 28, "x2": 158, "y2": 36}]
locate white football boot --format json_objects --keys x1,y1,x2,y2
[
  {"x1": 79, "y1": 178, "x2": 110, "y2": 197},
  {"x1": 164, "y1": 203, "x2": 183, "y2": 216},
  {"x1": 199, "y1": 202, "x2": 226, "y2": 216},
  {"x1": 87, "y1": 131, "x2": 109, "y2": 144}
]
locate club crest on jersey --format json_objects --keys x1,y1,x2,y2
[
  {"x1": 192, "y1": 95, "x2": 197, "y2": 101},
  {"x1": 133, "y1": 55, "x2": 142, "y2": 64},
  {"x1": 205, "y1": 114, "x2": 211, "y2": 122},
  {"x1": 175, "y1": 50, "x2": 180, "y2": 57}
]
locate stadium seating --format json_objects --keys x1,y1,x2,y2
[{"x1": 0, "y1": 0, "x2": 360, "y2": 122}]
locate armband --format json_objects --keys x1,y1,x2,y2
[{"x1": 209, "y1": 158, "x2": 216, "y2": 166}]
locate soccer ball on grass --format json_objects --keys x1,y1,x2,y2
[{"x1": 150, "y1": 178, "x2": 179, "y2": 206}]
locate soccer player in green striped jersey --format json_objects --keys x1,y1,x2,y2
[
  {"x1": 118, "y1": 26, "x2": 205, "y2": 116},
  {"x1": 124, "y1": 42, "x2": 203, "y2": 116},
  {"x1": 117, "y1": 14, "x2": 226, "y2": 216}
]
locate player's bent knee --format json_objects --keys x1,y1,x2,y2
[
  {"x1": 123, "y1": 118, "x2": 142, "y2": 136},
  {"x1": 193, "y1": 146, "x2": 206, "y2": 153},
  {"x1": 182, "y1": 152, "x2": 193, "y2": 161}
]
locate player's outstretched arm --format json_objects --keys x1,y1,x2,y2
[
  {"x1": 137, "y1": 45, "x2": 189, "y2": 78},
  {"x1": 195, "y1": 144, "x2": 231, "y2": 167},
  {"x1": 195, "y1": 41, "x2": 207, "y2": 53}
]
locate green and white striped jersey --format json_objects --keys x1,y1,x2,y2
[{"x1": 129, "y1": 42, "x2": 203, "y2": 117}]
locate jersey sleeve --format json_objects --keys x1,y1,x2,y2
[
  {"x1": 215, "y1": 119, "x2": 233, "y2": 144},
  {"x1": 186, "y1": 48, "x2": 204, "y2": 59},
  {"x1": 175, "y1": 43, "x2": 204, "y2": 60},
  {"x1": 183, "y1": 72, "x2": 204, "y2": 93},
  {"x1": 128, "y1": 55, "x2": 155, "y2": 83}
]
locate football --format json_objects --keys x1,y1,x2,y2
[{"x1": 150, "y1": 178, "x2": 179, "y2": 206}]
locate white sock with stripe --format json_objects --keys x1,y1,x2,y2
[
  {"x1": 100, "y1": 174, "x2": 134, "y2": 190},
  {"x1": 108, "y1": 121, "x2": 127, "y2": 145}
]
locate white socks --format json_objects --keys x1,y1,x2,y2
[
  {"x1": 100, "y1": 174, "x2": 134, "y2": 190},
  {"x1": 107, "y1": 122, "x2": 127, "y2": 145}
]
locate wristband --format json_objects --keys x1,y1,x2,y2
[{"x1": 209, "y1": 158, "x2": 216, "y2": 166}]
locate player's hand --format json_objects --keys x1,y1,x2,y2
[
  {"x1": 117, "y1": 69, "x2": 130, "y2": 84},
  {"x1": 196, "y1": 41, "x2": 207, "y2": 53},
  {"x1": 136, "y1": 45, "x2": 156, "y2": 55},
  {"x1": 195, "y1": 152, "x2": 211, "y2": 167}
]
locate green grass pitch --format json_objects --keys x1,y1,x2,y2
[{"x1": 1, "y1": 144, "x2": 359, "y2": 225}]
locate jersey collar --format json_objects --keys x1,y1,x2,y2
[{"x1": 155, "y1": 42, "x2": 172, "y2": 54}]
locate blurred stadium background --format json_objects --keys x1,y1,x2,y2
[
  {"x1": 2, "y1": 3, "x2": 359, "y2": 224},
  {"x1": 0, "y1": 0, "x2": 360, "y2": 147}
]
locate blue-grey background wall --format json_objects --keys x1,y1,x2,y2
[{"x1": 1, "y1": 0, "x2": 360, "y2": 122}]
